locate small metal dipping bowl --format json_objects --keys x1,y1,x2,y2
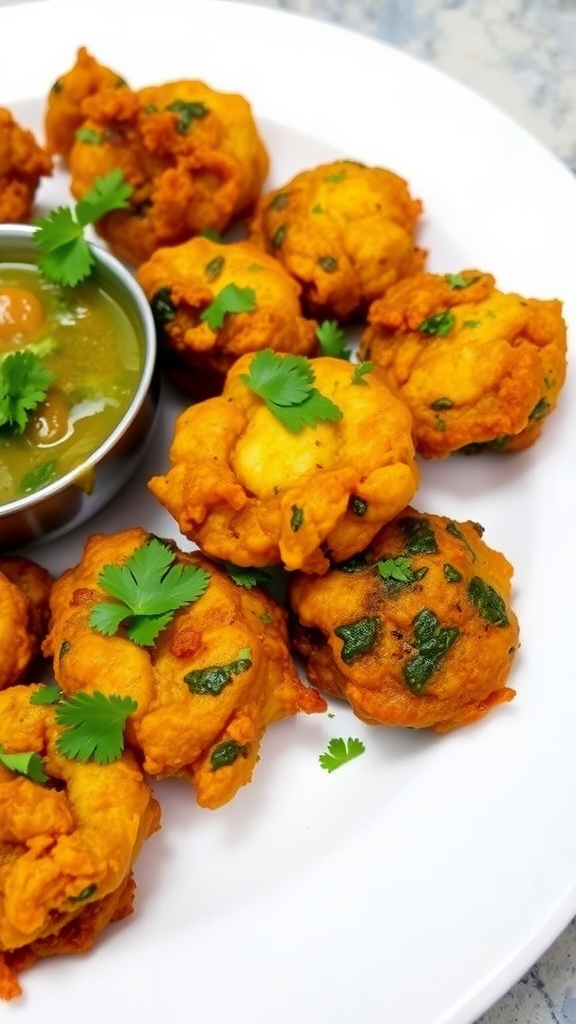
[{"x1": 0, "y1": 224, "x2": 160, "y2": 550}]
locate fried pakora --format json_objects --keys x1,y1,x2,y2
[
  {"x1": 137, "y1": 236, "x2": 318, "y2": 397},
  {"x1": 360, "y1": 269, "x2": 567, "y2": 457},
  {"x1": 0, "y1": 557, "x2": 52, "y2": 691},
  {"x1": 249, "y1": 159, "x2": 425, "y2": 320},
  {"x1": 44, "y1": 46, "x2": 128, "y2": 161},
  {"x1": 148, "y1": 353, "x2": 419, "y2": 574},
  {"x1": 68, "y1": 80, "x2": 269, "y2": 265},
  {"x1": 42, "y1": 528, "x2": 326, "y2": 809},
  {"x1": 0, "y1": 108, "x2": 52, "y2": 223},
  {"x1": 289, "y1": 508, "x2": 519, "y2": 733},
  {"x1": 0, "y1": 684, "x2": 160, "y2": 1000}
]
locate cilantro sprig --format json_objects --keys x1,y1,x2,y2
[
  {"x1": 200, "y1": 283, "x2": 256, "y2": 330},
  {"x1": 0, "y1": 745, "x2": 48, "y2": 784},
  {"x1": 0, "y1": 350, "x2": 54, "y2": 433},
  {"x1": 315, "y1": 320, "x2": 351, "y2": 360},
  {"x1": 241, "y1": 349, "x2": 342, "y2": 433},
  {"x1": 33, "y1": 169, "x2": 133, "y2": 287},
  {"x1": 89, "y1": 537, "x2": 211, "y2": 647},
  {"x1": 319, "y1": 736, "x2": 366, "y2": 772},
  {"x1": 54, "y1": 692, "x2": 137, "y2": 765}
]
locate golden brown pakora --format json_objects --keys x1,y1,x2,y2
[
  {"x1": 249, "y1": 159, "x2": 425, "y2": 320},
  {"x1": 289, "y1": 507, "x2": 519, "y2": 733},
  {"x1": 42, "y1": 528, "x2": 326, "y2": 809},
  {"x1": 360, "y1": 269, "x2": 567, "y2": 457},
  {"x1": 44, "y1": 46, "x2": 128, "y2": 161},
  {"x1": 0, "y1": 557, "x2": 52, "y2": 691},
  {"x1": 68, "y1": 80, "x2": 269, "y2": 265},
  {"x1": 0, "y1": 108, "x2": 52, "y2": 223},
  {"x1": 137, "y1": 236, "x2": 318, "y2": 397},
  {"x1": 0, "y1": 684, "x2": 160, "y2": 1000},
  {"x1": 148, "y1": 353, "x2": 419, "y2": 574}
]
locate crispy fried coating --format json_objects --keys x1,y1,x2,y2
[
  {"x1": 68, "y1": 81, "x2": 269, "y2": 265},
  {"x1": 42, "y1": 528, "x2": 326, "y2": 809},
  {"x1": 0, "y1": 108, "x2": 52, "y2": 223},
  {"x1": 289, "y1": 508, "x2": 519, "y2": 733},
  {"x1": 148, "y1": 355, "x2": 419, "y2": 574},
  {"x1": 44, "y1": 46, "x2": 128, "y2": 160},
  {"x1": 0, "y1": 684, "x2": 160, "y2": 999},
  {"x1": 0, "y1": 557, "x2": 52, "y2": 691},
  {"x1": 249, "y1": 159, "x2": 425, "y2": 320},
  {"x1": 137, "y1": 236, "x2": 318, "y2": 397},
  {"x1": 360, "y1": 270, "x2": 567, "y2": 457}
]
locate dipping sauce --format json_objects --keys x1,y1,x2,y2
[{"x1": 0, "y1": 264, "x2": 142, "y2": 503}]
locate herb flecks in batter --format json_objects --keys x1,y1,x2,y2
[
  {"x1": 185, "y1": 648, "x2": 252, "y2": 696},
  {"x1": 467, "y1": 577, "x2": 509, "y2": 626},
  {"x1": 403, "y1": 609, "x2": 459, "y2": 693},
  {"x1": 419, "y1": 310, "x2": 455, "y2": 337},
  {"x1": 399, "y1": 516, "x2": 438, "y2": 555},
  {"x1": 210, "y1": 740, "x2": 249, "y2": 771},
  {"x1": 335, "y1": 616, "x2": 379, "y2": 664}
]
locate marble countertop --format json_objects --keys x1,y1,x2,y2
[{"x1": 0, "y1": 1, "x2": 574, "y2": 1022}]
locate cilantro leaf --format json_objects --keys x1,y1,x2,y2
[
  {"x1": 30, "y1": 684, "x2": 62, "y2": 705},
  {"x1": 445, "y1": 273, "x2": 480, "y2": 290},
  {"x1": 200, "y1": 283, "x2": 256, "y2": 330},
  {"x1": 33, "y1": 169, "x2": 133, "y2": 287},
  {"x1": 240, "y1": 349, "x2": 342, "y2": 433},
  {"x1": 377, "y1": 556, "x2": 415, "y2": 583},
  {"x1": 351, "y1": 361, "x2": 373, "y2": 385},
  {"x1": 55, "y1": 691, "x2": 137, "y2": 765},
  {"x1": 0, "y1": 351, "x2": 54, "y2": 433},
  {"x1": 223, "y1": 563, "x2": 274, "y2": 590},
  {"x1": 319, "y1": 736, "x2": 365, "y2": 772},
  {"x1": 0, "y1": 745, "x2": 48, "y2": 784},
  {"x1": 89, "y1": 538, "x2": 211, "y2": 647},
  {"x1": 315, "y1": 320, "x2": 351, "y2": 360}
]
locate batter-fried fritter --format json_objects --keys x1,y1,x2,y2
[
  {"x1": 360, "y1": 269, "x2": 567, "y2": 457},
  {"x1": 0, "y1": 557, "x2": 52, "y2": 691},
  {"x1": 289, "y1": 508, "x2": 519, "y2": 733},
  {"x1": 44, "y1": 46, "x2": 128, "y2": 161},
  {"x1": 42, "y1": 528, "x2": 326, "y2": 809},
  {"x1": 137, "y1": 236, "x2": 317, "y2": 397},
  {"x1": 0, "y1": 684, "x2": 160, "y2": 1000},
  {"x1": 68, "y1": 80, "x2": 269, "y2": 265},
  {"x1": 0, "y1": 108, "x2": 52, "y2": 223},
  {"x1": 148, "y1": 354, "x2": 419, "y2": 574},
  {"x1": 249, "y1": 159, "x2": 425, "y2": 320}
]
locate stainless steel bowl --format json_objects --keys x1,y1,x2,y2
[{"x1": 0, "y1": 224, "x2": 160, "y2": 550}]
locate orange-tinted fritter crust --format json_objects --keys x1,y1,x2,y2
[
  {"x1": 0, "y1": 684, "x2": 160, "y2": 1000},
  {"x1": 137, "y1": 236, "x2": 317, "y2": 397},
  {"x1": 68, "y1": 81, "x2": 269, "y2": 265},
  {"x1": 148, "y1": 354, "x2": 419, "y2": 573},
  {"x1": 0, "y1": 108, "x2": 52, "y2": 223},
  {"x1": 0, "y1": 557, "x2": 52, "y2": 691},
  {"x1": 42, "y1": 528, "x2": 326, "y2": 809},
  {"x1": 249, "y1": 159, "x2": 425, "y2": 319},
  {"x1": 44, "y1": 46, "x2": 128, "y2": 160},
  {"x1": 360, "y1": 269, "x2": 567, "y2": 457},
  {"x1": 289, "y1": 507, "x2": 519, "y2": 733}
]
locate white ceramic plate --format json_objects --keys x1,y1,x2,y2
[{"x1": 1, "y1": 3, "x2": 575, "y2": 1023}]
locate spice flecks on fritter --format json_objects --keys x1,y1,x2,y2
[
  {"x1": 249, "y1": 159, "x2": 425, "y2": 320},
  {"x1": 44, "y1": 46, "x2": 128, "y2": 160},
  {"x1": 68, "y1": 80, "x2": 269, "y2": 265},
  {"x1": 0, "y1": 557, "x2": 52, "y2": 691},
  {"x1": 137, "y1": 236, "x2": 317, "y2": 397},
  {"x1": 360, "y1": 269, "x2": 567, "y2": 457},
  {"x1": 289, "y1": 507, "x2": 519, "y2": 733},
  {"x1": 41, "y1": 528, "x2": 326, "y2": 809},
  {"x1": 0, "y1": 108, "x2": 52, "y2": 224},
  {"x1": 148, "y1": 353, "x2": 419, "y2": 574},
  {"x1": 0, "y1": 684, "x2": 160, "y2": 1000}
]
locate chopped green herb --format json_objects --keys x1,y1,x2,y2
[
  {"x1": 335, "y1": 616, "x2": 379, "y2": 663},
  {"x1": 349, "y1": 496, "x2": 368, "y2": 517},
  {"x1": 240, "y1": 349, "x2": 342, "y2": 434},
  {"x1": 210, "y1": 739, "x2": 249, "y2": 771},
  {"x1": 311, "y1": 203, "x2": 324, "y2": 214},
  {"x1": 59, "y1": 639, "x2": 72, "y2": 660},
  {"x1": 0, "y1": 745, "x2": 48, "y2": 784},
  {"x1": 89, "y1": 537, "x2": 210, "y2": 647},
  {"x1": 443, "y1": 563, "x2": 462, "y2": 583},
  {"x1": 200, "y1": 283, "x2": 256, "y2": 330},
  {"x1": 185, "y1": 648, "x2": 252, "y2": 696},
  {"x1": 463, "y1": 319, "x2": 481, "y2": 328},
  {"x1": 446, "y1": 521, "x2": 476, "y2": 562},
  {"x1": 55, "y1": 691, "x2": 138, "y2": 764},
  {"x1": 200, "y1": 227, "x2": 222, "y2": 243},
  {"x1": 419, "y1": 310, "x2": 456, "y2": 337},
  {"x1": 75, "y1": 127, "x2": 104, "y2": 144},
  {"x1": 223, "y1": 564, "x2": 273, "y2": 590},
  {"x1": 0, "y1": 351, "x2": 54, "y2": 434},
  {"x1": 403, "y1": 609, "x2": 459, "y2": 693},
  {"x1": 150, "y1": 287, "x2": 176, "y2": 326},
  {"x1": 436, "y1": 416, "x2": 447, "y2": 431},
  {"x1": 19, "y1": 459, "x2": 58, "y2": 496},
  {"x1": 398, "y1": 516, "x2": 438, "y2": 555},
  {"x1": 444, "y1": 273, "x2": 480, "y2": 289},
  {"x1": 467, "y1": 577, "x2": 509, "y2": 626},
  {"x1": 205, "y1": 255, "x2": 225, "y2": 281},
  {"x1": 30, "y1": 684, "x2": 62, "y2": 705},
  {"x1": 336, "y1": 553, "x2": 368, "y2": 573},
  {"x1": 271, "y1": 224, "x2": 287, "y2": 249},
  {"x1": 351, "y1": 361, "x2": 373, "y2": 385},
  {"x1": 318, "y1": 255, "x2": 338, "y2": 273},
  {"x1": 259, "y1": 612, "x2": 273, "y2": 624},
  {"x1": 315, "y1": 320, "x2": 351, "y2": 360},
  {"x1": 166, "y1": 99, "x2": 208, "y2": 134},
  {"x1": 319, "y1": 736, "x2": 365, "y2": 772},
  {"x1": 323, "y1": 171, "x2": 345, "y2": 183},
  {"x1": 377, "y1": 556, "x2": 427, "y2": 586},
  {"x1": 68, "y1": 883, "x2": 97, "y2": 903},
  {"x1": 290, "y1": 505, "x2": 304, "y2": 531},
  {"x1": 529, "y1": 397, "x2": 550, "y2": 421},
  {"x1": 430, "y1": 397, "x2": 453, "y2": 411},
  {"x1": 269, "y1": 192, "x2": 289, "y2": 211}
]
